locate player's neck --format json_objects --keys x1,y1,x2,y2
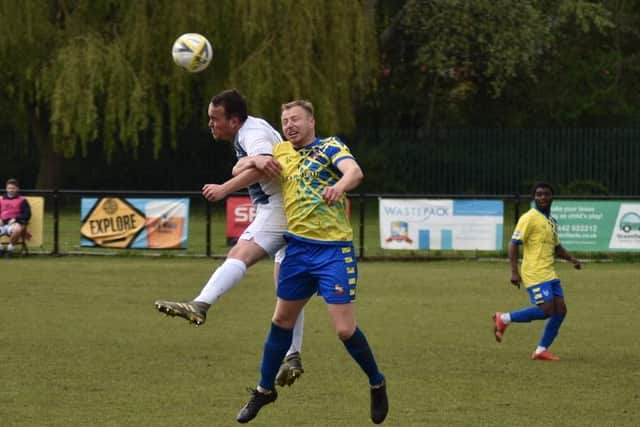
[
  {"x1": 293, "y1": 135, "x2": 317, "y2": 148},
  {"x1": 535, "y1": 205, "x2": 551, "y2": 216}
]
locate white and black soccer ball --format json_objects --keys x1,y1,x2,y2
[{"x1": 171, "y1": 33, "x2": 213, "y2": 73}]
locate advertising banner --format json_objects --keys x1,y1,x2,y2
[
  {"x1": 550, "y1": 201, "x2": 640, "y2": 251},
  {"x1": 226, "y1": 196, "x2": 256, "y2": 245},
  {"x1": 379, "y1": 199, "x2": 503, "y2": 250},
  {"x1": 225, "y1": 196, "x2": 352, "y2": 246},
  {"x1": 81, "y1": 197, "x2": 189, "y2": 249}
]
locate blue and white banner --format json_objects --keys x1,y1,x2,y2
[
  {"x1": 80, "y1": 197, "x2": 190, "y2": 249},
  {"x1": 379, "y1": 199, "x2": 503, "y2": 250}
]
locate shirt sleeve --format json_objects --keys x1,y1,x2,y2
[
  {"x1": 242, "y1": 128, "x2": 276, "y2": 157},
  {"x1": 511, "y1": 214, "x2": 529, "y2": 244},
  {"x1": 326, "y1": 137, "x2": 354, "y2": 165}
]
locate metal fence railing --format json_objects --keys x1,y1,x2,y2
[
  {"x1": 15, "y1": 190, "x2": 640, "y2": 260},
  {"x1": 5, "y1": 128, "x2": 640, "y2": 195},
  {"x1": 351, "y1": 128, "x2": 640, "y2": 195}
]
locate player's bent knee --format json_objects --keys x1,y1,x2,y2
[
  {"x1": 539, "y1": 302, "x2": 554, "y2": 317},
  {"x1": 271, "y1": 316, "x2": 297, "y2": 330},
  {"x1": 228, "y1": 240, "x2": 267, "y2": 266},
  {"x1": 336, "y1": 326, "x2": 357, "y2": 341},
  {"x1": 272, "y1": 306, "x2": 301, "y2": 330}
]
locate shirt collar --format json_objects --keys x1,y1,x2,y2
[{"x1": 534, "y1": 206, "x2": 550, "y2": 218}]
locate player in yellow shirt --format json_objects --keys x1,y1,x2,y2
[
  {"x1": 493, "y1": 183, "x2": 581, "y2": 361},
  {"x1": 232, "y1": 100, "x2": 388, "y2": 424}
]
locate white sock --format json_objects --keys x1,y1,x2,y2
[
  {"x1": 7, "y1": 243, "x2": 14, "y2": 252},
  {"x1": 194, "y1": 258, "x2": 247, "y2": 304},
  {"x1": 500, "y1": 312, "x2": 511, "y2": 324},
  {"x1": 256, "y1": 385, "x2": 272, "y2": 394},
  {"x1": 286, "y1": 310, "x2": 304, "y2": 356},
  {"x1": 535, "y1": 346, "x2": 546, "y2": 354}
]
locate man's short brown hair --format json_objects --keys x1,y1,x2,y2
[
  {"x1": 211, "y1": 89, "x2": 248, "y2": 122},
  {"x1": 281, "y1": 100, "x2": 314, "y2": 117}
]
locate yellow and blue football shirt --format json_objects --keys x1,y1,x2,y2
[
  {"x1": 511, "y1": 208, "x2": 560, "y2": 287},
  {"x1": 273, "y1": 137, "x2": 354, "y2": 243}
]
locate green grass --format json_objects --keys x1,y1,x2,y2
[{"x1": 2, "y1": 259, "x2": 639, "y2": 426}]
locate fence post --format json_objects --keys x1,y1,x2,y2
[
  {"x1": 52, "y1": 189, "x2": 59, "y2": 255},
  {"x1": 205, "y1": 199, "x2": 212, "y2": 257},
  {"x1": 358, "y1": 193, "x2": 366, "y2": 259}
]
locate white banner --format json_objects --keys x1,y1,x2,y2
[{"x1": 379, "y1": 199, "x2": 504, "y2": 250}]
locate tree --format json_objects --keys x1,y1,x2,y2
[
  {"x1": 494, "y1": 0, "x2": 640, "y2": 127},
  {"x1": 0, "y1": 0, "x2": 377, "y2": 188},
  {"x1": 371, "y1": 0, "x2": 613, "y2": 129}
]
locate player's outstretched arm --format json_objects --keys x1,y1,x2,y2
[
  {"x1": 202, "y1": 168, "x2": 264, "y2": 202},
  {"x1": 232, "y1": 155, "x2": 282, "y2": 178},
  {"x1": 322, "y1": 158, "x2": 363, "y2": 206},
  {"x1": 231, "y1": 157, "x2": 255, "y2": 176},
  {"x1": 555, "y1": 244, "x2": 582, "y2": 269},
  {"x1": 507, "y1": 241, "x2": 522, "y2": 288}
]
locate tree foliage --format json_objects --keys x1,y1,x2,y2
[
  {"x1": 514, "y1": 0, "x2": 640, "y2": 126},
  {"x1": 0, "y1": 0, "x2": 377, "y2": 168},
  {"x1": 375, "y1": 0, "x2": 614, "y2": 128}
]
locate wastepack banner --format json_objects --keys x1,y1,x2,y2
[
  {"x1": 549, "y1": 201, "x2": 640, "y2": 251},
  {"x1": 81, "y1": 197, "x2": 189, "y2": 249},
  {"x1": 379, "y1": 199, "x2": 503, "y2": 250}
]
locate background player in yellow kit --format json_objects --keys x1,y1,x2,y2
[{"x1": 493, "y1": 182, "x2": 581, "y2": 361}]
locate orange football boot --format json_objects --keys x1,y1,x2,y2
[
  {"x1": 492, "y1": 312, "x2": 508, "y2": 343},
  {"x1": 531, "y1": 349, "x2": 560, "y2": 361}
]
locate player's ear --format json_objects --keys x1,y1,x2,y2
[{"x1": 230, "y1": 116, "x2": 241, "y2": 130}]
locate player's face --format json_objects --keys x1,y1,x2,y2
[
  {"x1": 281, "y1": 106, "x2": 315, "y2": 147},
  {"x1": 5, "y1": 183, "x2": 18, "y2": 197},
  {"x1": 534, "y1": 187, "x2": 553, "y2": 211},
  {"x1": 208, "y1": 103, "x2": 239, "y2": 141}
]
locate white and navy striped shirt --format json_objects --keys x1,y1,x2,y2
[{"x1": 234, "y1": 116, "x2": 283, "y2": 206}]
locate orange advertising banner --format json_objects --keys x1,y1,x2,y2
[{"x1": 81, "y1": 197, "x2": 189, "y2": 249}]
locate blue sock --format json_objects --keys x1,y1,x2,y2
[
  {"x1": 259, "y1": 323, "x2": 293, "y2": 390},
  {"x1": 342, "y1": 327, "x2": 384, "y2": 386},
  {"x1": 539, "y1": 314, "x2": 566, "y2": 348},
  {"x1": 509, "y1": 306, "x2": 547, "y2": 323}
]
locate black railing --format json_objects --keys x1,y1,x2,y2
[{"x1": 15, "y1": 189, "x2": 640, "y2": 259}]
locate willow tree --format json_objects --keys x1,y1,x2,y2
[{"x1": 0, "y1": 0, "x2": 377, "y2": 188}]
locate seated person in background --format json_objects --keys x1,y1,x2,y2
[{"x1": 0, "y1": 178, "x2": 31, "y2": 256}]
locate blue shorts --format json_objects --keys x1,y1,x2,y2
[
  {"x1": 277, "y1": 239, "x2": 357, "y2": 304},
  {"x1": 526, "y1": 279, "x2": 564, "y2": 305}
]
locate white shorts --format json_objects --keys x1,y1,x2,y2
[
  {"x1": 239, "y1": 203, "x2": 287, "y2": 257},
  {"x1": 274, "y1": 246, "x2": 286, "y2": 264}
]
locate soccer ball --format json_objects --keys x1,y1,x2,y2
[{"x1": 171, "y1": 33, "x2": 213, "y2": 72}]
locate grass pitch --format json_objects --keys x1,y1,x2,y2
[{"x1": 1, "y1": 258, "x2": 639, "y2": 426}]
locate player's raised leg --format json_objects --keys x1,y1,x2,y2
[
  {"x1": 154, "y1": 238, "x2": 265, "y2": 326},
  {"x1": 275, "y1": 310, "x2": 304, "y2": 386}
]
